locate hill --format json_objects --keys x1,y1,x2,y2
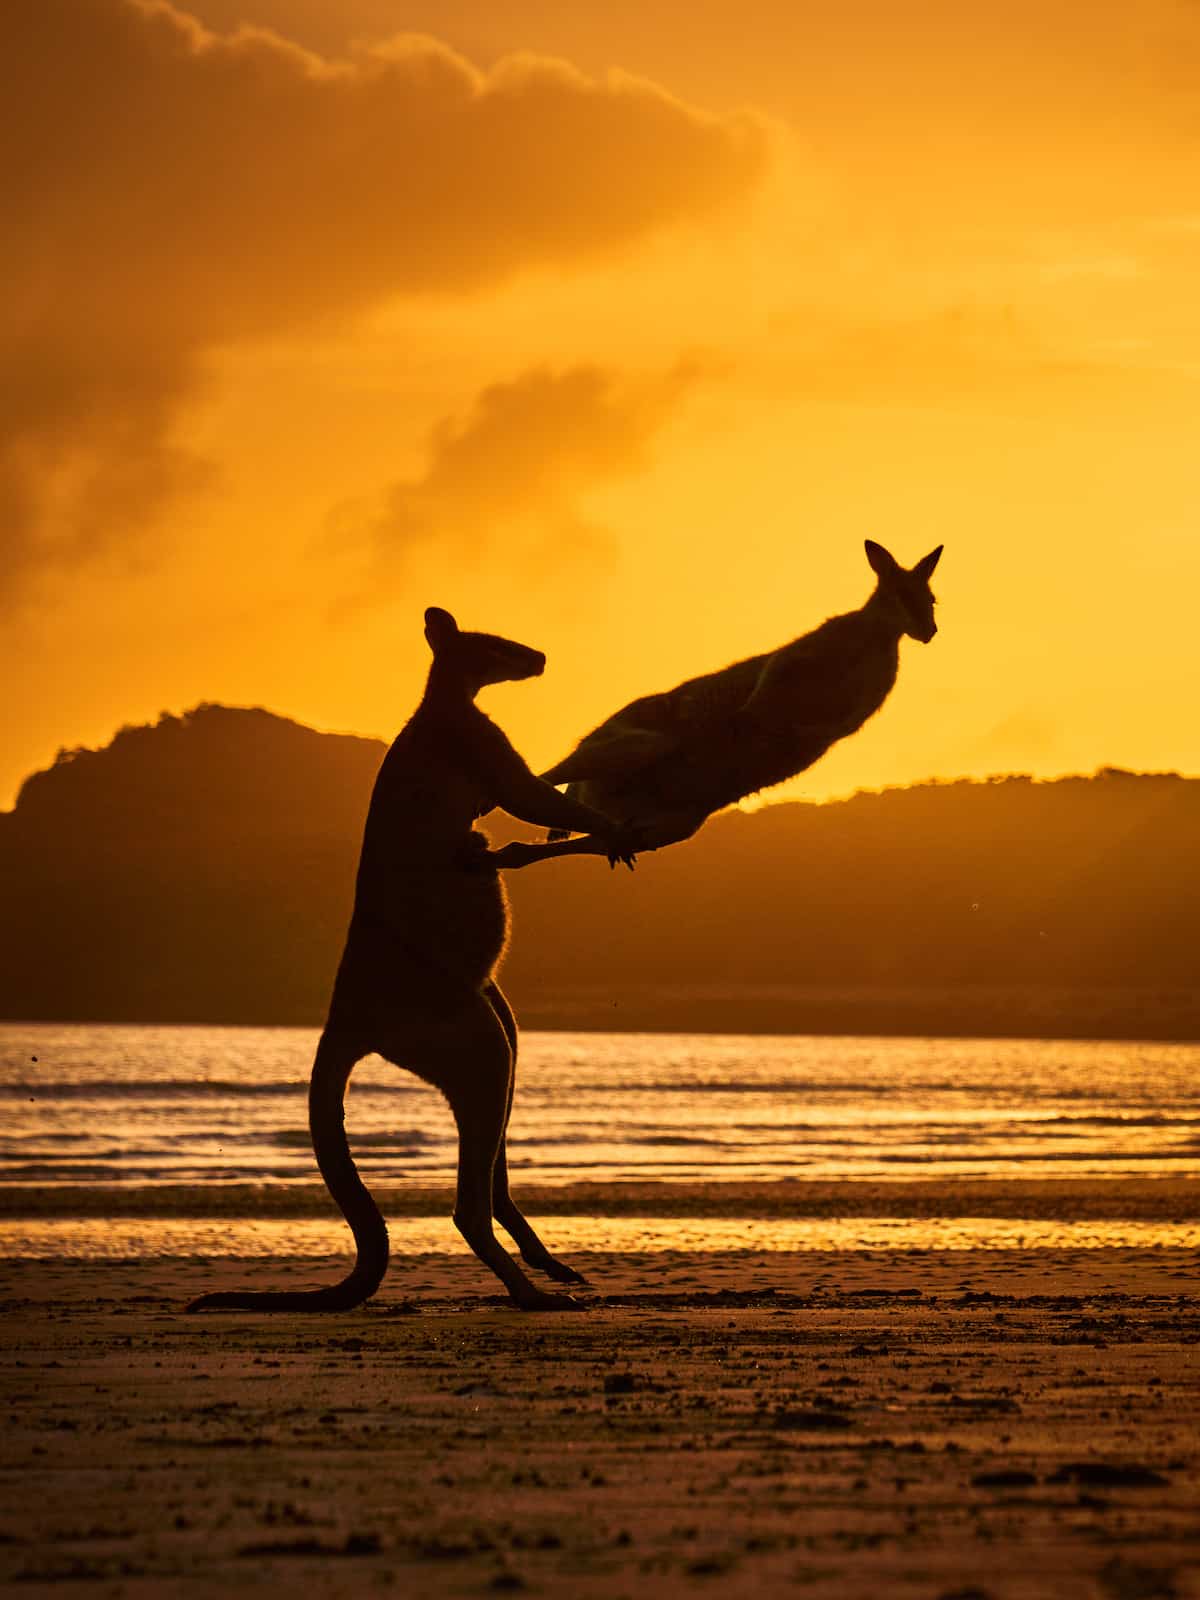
[{"x1": 1, "y1": 706, "x2": 1197, "y2": 1038}]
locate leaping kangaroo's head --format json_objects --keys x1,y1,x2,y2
[
  {"x1": 864, "y1": 541, "x2": 943, "y2": 643},
  {"x1": 424, "y1": 606, "x2": 547, "y2": 691}
]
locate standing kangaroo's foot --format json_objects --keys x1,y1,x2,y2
[
  {"x1": 512, "y1": 1229, "x2": 591, "y2": 1286},
  {"x1": 529, "y1": 1255, "x2": 590, "y2": 1287},
  {"x1": 452, "y1": 1213, "x2": 586, "y2": 1311},
  {"x1": 490, "y1": 1192, "x2": 591, "y2": 1287},
  {"x1": 515, "y1": 1287, "x2": 588, "y2": 1313}
]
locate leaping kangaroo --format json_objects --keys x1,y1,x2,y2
[
  {"x1": 189, "y1": 607, "x2": 634, "y2": 1314},
  {"x1": 491, "y1": 540, "x2": 942, "y2": 870}
]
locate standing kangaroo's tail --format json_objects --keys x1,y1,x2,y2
[{"x1": 186, "y1": 1033, "x2": 389, "y2": 1313}]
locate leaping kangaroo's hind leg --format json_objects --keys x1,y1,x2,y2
[
  {"x1": 376, "y1": 992, "x2": 580, "y2": 1311},
  {"x1": 485, "y1": 981, "x2": 588, "y2": 1288}
]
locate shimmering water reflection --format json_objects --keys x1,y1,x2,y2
[{"x1": 3, "y1": 1024, "x2": 1198, "y2": 1190}]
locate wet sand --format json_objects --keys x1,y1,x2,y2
[
  {"x1": 2, "y1": 1245, "x2": 1199, "y2": 1598},
  {"x1": 12, "y1": 1176, "x2": 1200, "y2": 1220}
]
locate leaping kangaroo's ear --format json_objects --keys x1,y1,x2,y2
[
  {"x1": 913, "y1": 545, "x2": 944, "y2": 582},
  {"x1": 864, "y1": 539, "x2": 899, "y2": 579},
  {"x1": 423, "y1": 606, "x2": 459, "y2": 652}
]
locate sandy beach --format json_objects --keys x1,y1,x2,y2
[{"x1": 3, "y1": 1236, "x2": 1198, "y2": 1599}]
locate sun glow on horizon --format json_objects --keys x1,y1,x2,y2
[{"x1": 3, "y1": 0, "x2": 1199, "y2": 811}]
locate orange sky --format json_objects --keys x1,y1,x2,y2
[{"x1": 3, "y1": 0, "x2": 1198, "y2": 810}]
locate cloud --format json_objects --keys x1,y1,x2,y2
[
  {"x1": 0, "y1": 0, "x2": 765, "y2": 604},
  {"x1": 0, "y1": 331, "x2": 211, "y2": 598},
  {"x1": 329, "y1": 361, "x2": 706, "y2": 599}
]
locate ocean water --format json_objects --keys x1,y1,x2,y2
[
  {"x1": 2, "y1": 1021, "x2": 1198, "y2": 1190},
  {"x1": 1, "y1": 1025, "x2": 1197, "y2": 1258}
]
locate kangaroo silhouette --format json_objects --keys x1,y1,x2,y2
[
  {"x1": 188, "y1": 607, "x2": 634, "y2": 1314},
  {"x1": 496, "y1": 540, "x2": 943, "y2": 868}
]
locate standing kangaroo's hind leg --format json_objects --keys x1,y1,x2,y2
[
  {"x1": 375, "y1": 992, "x2": 581, "y2": 1311},
  {"x1": 485, "y1": 981, "x2": 589, "y2": 1287}
]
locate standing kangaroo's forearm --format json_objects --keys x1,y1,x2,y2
[
  {"x1": 491, "y1": 761, "x2": 617, "y2": 836},
  {"x1": 538, "y1": 788, "x2": 622, "y2": 837}
]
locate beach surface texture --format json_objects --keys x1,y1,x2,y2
[{"x1": 4, "y1": 1225, "x2": 1199, "y2": 1598}]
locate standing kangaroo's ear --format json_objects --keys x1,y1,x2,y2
[
  {"x1": 423, "y1": 606, "x2": 459, "y2": 652},
  {"x1": 864, "y1": 540, "x2": 900, "y2": 580},
  {"x1": 913, "y1": 545, "x2": 944, "y2": 582}
]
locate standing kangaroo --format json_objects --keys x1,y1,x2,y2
[
  {"x1": 189, "y1": 607, "x2": 634, "y2": 1314},
  {"x1": 493, "y1": 540, "x2": 942, "y2": 869}
]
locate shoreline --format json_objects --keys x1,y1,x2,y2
[{"x1": 6, "y1": 1174, "x2": 1199, "y2": 1220}]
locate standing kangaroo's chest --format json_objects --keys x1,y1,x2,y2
[
  {"x1": 346, "y1": 720, "x2": 510, "y2": 984},
  {"x1": 362, "y1": 721, "x2": 491, "y2": 857}
]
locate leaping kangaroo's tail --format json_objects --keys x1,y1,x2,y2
[{"x1": 187, "y1": 1032, "x2": 389, "y2": 1313}]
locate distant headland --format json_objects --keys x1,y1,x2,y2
[{"x1": 2, "y1": 705, "x2": 1196, "y2": 1040}]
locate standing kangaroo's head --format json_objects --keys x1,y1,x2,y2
[
  {"x1": 424, "y1": 606, "x2": 547, "y2": 690},
  {"x1": 864, "y1": 541, "x2": 943, "y2": 643}
]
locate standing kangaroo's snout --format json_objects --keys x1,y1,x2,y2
[{"x1": 495, "y1": 640, "x2": 545, "y2": 683}]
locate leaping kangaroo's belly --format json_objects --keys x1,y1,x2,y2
[
  {"x1": 588, "y1": 676, "x2": 892, "y2": 823},
  {"x1": 611, "y1": 716, "x2": 840, "y2": 811}
]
